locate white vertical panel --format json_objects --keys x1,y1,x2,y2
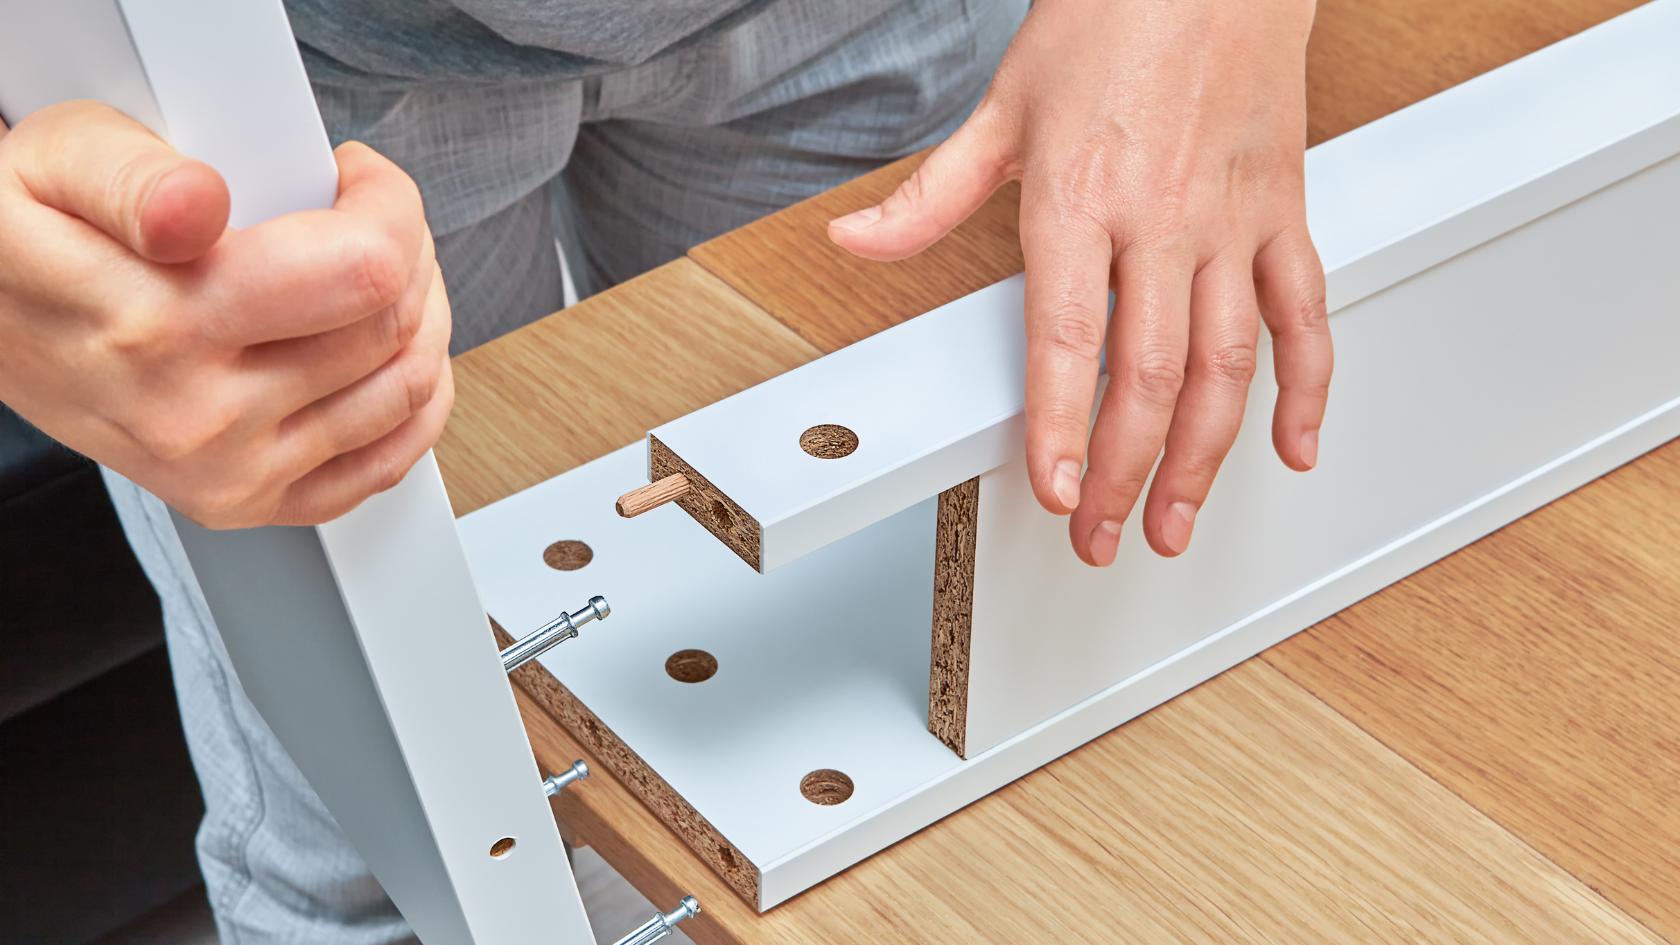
[
  {"x1": 966, "y1": 150, "x2": 1680, "y2": 753},
  {"x1": 0, "y1": 0, "x2": 168, "y2": 135},
  {"x1": 0, "y1": 3, "x2": 594, "y2": 941},
  {"x1": 117, "y1": 0, "x2": 338, "y2": 226},
  {"x1": 318, "y1": 455, "x2": 593, "y2": 944}
]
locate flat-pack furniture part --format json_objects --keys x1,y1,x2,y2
[
  {"x1": 458, "y1": 0, "x2": 1680, "y2": 911},
  {"x1": 0, "y1": 3, "x2": 600, "y2": 943}
]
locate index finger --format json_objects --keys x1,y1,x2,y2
[{"x1": 1021, "y1": 188, "x2": 1113, "y2": 518}]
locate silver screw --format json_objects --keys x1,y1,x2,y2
[
  {"x1": 500, "y1": 596, "x2": 609, "y2": 673},
  {"x1": 542, "y1": 760, "x2": 589, "y2": 798},
  {"x1": 610, "y1": 896, "x2": 701, "y2": 945}
]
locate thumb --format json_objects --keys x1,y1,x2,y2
[
  {"x1": 828, "y1": 109, "x2": 1015, "y2": 262},
  {"x1": 11, "y1": 100, "x2": 229, "y2": 264}
]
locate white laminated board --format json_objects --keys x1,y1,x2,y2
[{"x1": 0, "y1": 3, "x2": 596, "y2": 942}]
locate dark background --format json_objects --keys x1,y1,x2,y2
[{"x1": 1, "y1": 401, "x2": 209, "y2": 944}]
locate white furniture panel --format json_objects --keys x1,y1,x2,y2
[
  {"x1": 965, "y1": 149, "x2": 1680, "y2": 753},
  {"x1": 0, "y1": 4, "x2": 596, "y2": 942}
]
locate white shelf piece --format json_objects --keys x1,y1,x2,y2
[
  {"x1": 648, "y1": 0, "x2": 1680, "y2": 575},
  {"x1": 463, "y1": 0, "x2": 1680, "y2": 912},
  {"x1": 0, "y1": 4, "x2": 595, "y2": 943}
]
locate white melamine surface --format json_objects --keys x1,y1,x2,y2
[
  {"x1": 118, "y1": 0, "x2": 338, "y2": 228},
  {"x1": 0, "y1": 5, "x2": 596, "y2": 941},
  {"x1": 0, "y1": 0, "x2": 169, "y2": 135},
  {"x1": 650, "y1": 276, "x2": 1028, "y2": 572},
  {"x1": 1305, "y1": 0, "x2": 1680, "y2": 310},
  {"x1": 459, "y1": 446, "x2": 964, "y2": 904},
  {"x1": 967, "y1": 151, "x2": 1680, "y2": 754},
  {"x1": 321, "y1": 456, "x2": 594, "y2": 945},
  {"x1": 644, "y1": 0, "x2": 1680, "y2": 574}
]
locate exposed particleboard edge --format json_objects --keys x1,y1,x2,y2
[
  {"x1": 491, "y1": 619, "x2": 762, "y2": 907},
  {"x1": 928, "y1": 477, "x2": 978, "y2": 758},
  {"x1": 650, "y1": 434, "x2": 763, "y2": 572}
]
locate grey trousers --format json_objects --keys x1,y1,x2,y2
[{"x1": 104, "y1": 1, "x2": 1027, "y2": 942}]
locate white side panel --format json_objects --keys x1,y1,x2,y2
[
  {"x1": 0, "y1": 0, "x2": 169, "y2": 135},
  {"x1": 966, "y1": 149, "x2": 1680, "y2": 753},
  {"x1": 649, "y1": 0, "x2": 1680, "y2": 573},
  {"x1": 116, "y1": 0, "x2": 338, "y2": 227},
  {"x1": 0, "y1": 4, "x2": 594, "y2": 941},
  {"x1": 319, "y1": 456, "x2": 593, "y2": 944}
]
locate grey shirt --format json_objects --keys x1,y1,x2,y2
[{"x1": 288, "y1": 0, "x2": 772, "y2": 86}]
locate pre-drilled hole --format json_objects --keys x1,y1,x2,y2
[
  {"x1": 489, "y1": 837, "x2": 516, "y2": 858},
  {"x1": 799, "y1": 769, "x2": 854, "y2": 805},
  {"x1": 665, "y1": 649, "x2": 718, "y2": 684},
  {"x1": 543, "y1": 540, "x2": 593, "y2": 571},
  {"x1": 709, "y1": 499, "x2": 735, "y2": 530},
  {"x1": 800, "y1": 424, "x2": 858, "y2": 459}
]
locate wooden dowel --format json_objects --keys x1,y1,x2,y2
[{"x1": 616, "y1": 473, "x2": 691, "y2": 518}]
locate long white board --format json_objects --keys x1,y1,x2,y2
[{"x1": 0, "y1": 4, "x2": 596, "y2": 942}]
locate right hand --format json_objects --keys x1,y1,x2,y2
[{"x1": 0, "y1": 101, "x2": 453, "y2": 528}]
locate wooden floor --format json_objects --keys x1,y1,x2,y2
[{"x1": 436, "y1": 1, "x2": 1679, "y2": 941}]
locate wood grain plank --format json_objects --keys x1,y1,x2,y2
[
  {"x1": 436, "y1": 258, "x2": 822, "y2": 515},
  {"x1": 1306, "y1": 0, "x2": 1651, "y2": 145},
  {"x1": 687, "y1": 163, "x2": 1023, "y2": 354},
  {"x1": 520, "y1": 660, "x2": 1662, "y2": 945},
  {"x1": 1264, "y1": 437, "x2": 1680, "y2": 942}
]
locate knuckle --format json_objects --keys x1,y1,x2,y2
[
  {"x1": 1122, "y1": 348, "x2": 1186, "y2": 406},
  {"x1": 129, "y1": 406, "x2": 234, "y2": 461},
  {"x1": 369, "y1": 455, "x2": 408, "y2": 495},
  {"x1": 106, "y1": 298, "x2": 187, "y2": 356},
  {"x1": 393, "y1": 352, "x2": 440, "y2": 416},
  {"x1": 1170, "y1": 451, "x2": 1228, "y2": 488},
  {"x1": 1289, "y1": 290, "x2": 1330, "y2": 333},
  {"x1": 374, "y1": 298, "x2": 421, "y2": 356},
  {"x1": 180, "y1": 476, "x2": 267, "y2": 525},
  {"x1": 393, "y1": 294, "x2": 425, "y2": 347},
  {"x1": 1034, "y1": 313, "x2": 1107, "y2": 359},
  {"x1": 1284, "y1": 376, "x2": 1333, "y2": 402},
  {"x1": 1200, "y1": 342, "x2": 1258, "y2": 387},
  {"x1": 348, "y1": 226, "x2": 409, "y2": 312},
  {"x1": 1035, "y1": 406, "x2": 1093, "y2": 445}
]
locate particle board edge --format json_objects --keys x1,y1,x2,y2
[
  {"x1": 929, "y1": 477, "x2": 979, "y2": 758},
  {"x1": 491, "y1": 618, "x2": 763, "y2": 907},
  {"x1": 649, "y1": 434, "x2": 764, "y2": 572}
]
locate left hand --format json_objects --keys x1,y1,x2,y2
[{"x1": 830, "y1": 0, "x2": 1333, "y2": 565}]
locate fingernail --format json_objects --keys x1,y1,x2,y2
[
  {"x1": 1052, "y1": 460, "x2": 1082, "y2": 511},
  {"x1": 829, "y1": 205, "x2": 883, "y2": 231},
  {"x1": 1091, "y1": 520, "x2": 1123, "y2": 567},
  {"x1": 1300, "y1": 428, "x2": 1319, "y2": 469},
  {"x1": 1162, "y1": 501, "x2": 1197, "y2": 555}
]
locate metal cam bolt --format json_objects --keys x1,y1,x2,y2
[
  {"x1": 610, "y1": 896, "x2": 701, "y2": 945},
  {"x1": 542, "y1": 760, "x2": 589, "y2": 798},
  {"x1": 501, "y1": 596, "x2": 610, "y2": 673}
]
